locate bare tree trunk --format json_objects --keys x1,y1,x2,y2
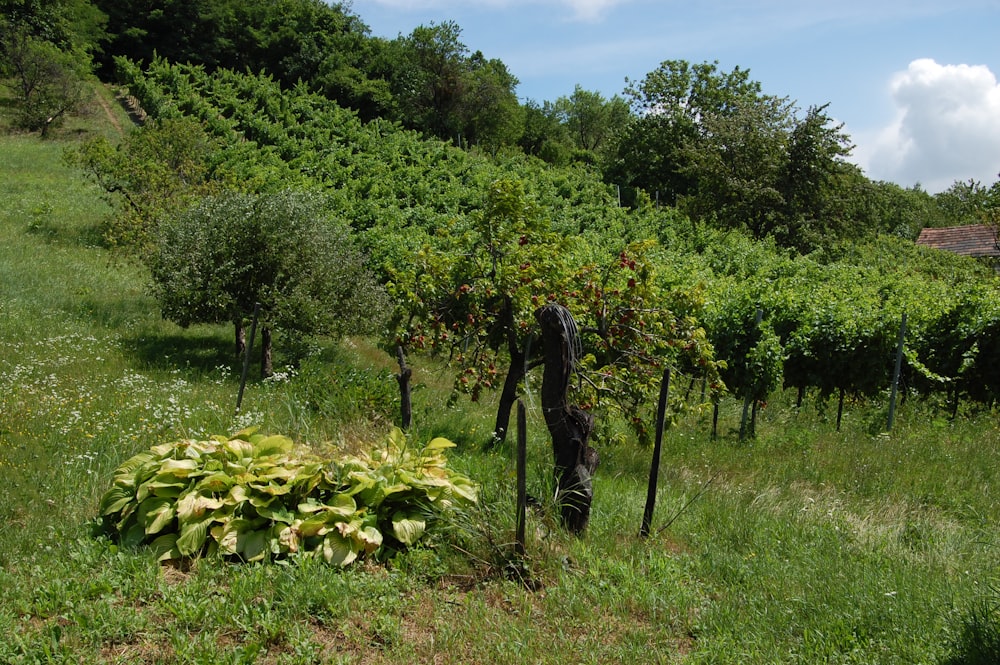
[
  {"x1": 489, "y1": 295, "x2": 527, "y2": 448},
  {"x1": 260, "y1": 326, "x2": 273, "y2": 379},
  {"x1": 490, "y1": 347, "x2": 525, "y2": 448},
  {"x1": 535, "y1": 304, "x2": 597, "y2": 534}
]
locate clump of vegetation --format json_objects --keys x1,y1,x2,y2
[{"x1": 97, "y1": 427, "x2": 478, "y2": 566}]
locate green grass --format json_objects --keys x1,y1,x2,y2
[{"x1": 2, "y1": 89, "x2": 1000, "y2": 664}]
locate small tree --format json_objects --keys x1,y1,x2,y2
[
  {"x1": 386, "y1": 177, "x2": 571, "y2": 443},
  {"x1": 149, "y1": 190, "x2": 387, "y2": 375},
  {"x1": 67, "y1": 116, "x2": 222, "y2": 251},
  {"x1": 0, "y1": 27, "x2": 90, "y2": 136}
]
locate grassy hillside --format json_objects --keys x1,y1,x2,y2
[{"x1": 2, "y1": 88, "x2": 1000, "y2": 664}]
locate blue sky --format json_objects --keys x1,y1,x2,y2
[{"x1": 352, "y1": 0, "x2": 1000, "y2": 193}]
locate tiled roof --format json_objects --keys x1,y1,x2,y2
[{"x1": 916, "y1": 224, "x2": 1000, "y2": 258}]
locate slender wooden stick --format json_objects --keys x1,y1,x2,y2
[
  {"x1": 641, "y1": 368, "x2": 670, "y2": 538},
  {"x1": 515, "y1": 400, "x2": 527, "y2": 556}
]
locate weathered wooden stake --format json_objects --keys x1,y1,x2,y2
[
  {"x1": 836, "y1": 387, "x2": 846, "y2": 432},
  {"x1": 887, "y1": 311, "x2": 907, "y2": 431},
  {"x1": 515, "y1": 400, "x2": 527, "y2": 556},
  {"x1": 739, "y1": 308, "x2": 764, "y2": 441},
  {"x1": 641, "y1": 368, "x2": 671, "y2": 538}
]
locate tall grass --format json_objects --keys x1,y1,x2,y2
[{"x1": 1, "y1": 89, "x2": 999, "y2": 663}]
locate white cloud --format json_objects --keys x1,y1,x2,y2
[
  {"x1": 858, "y1": 59, "x2": 1000, "y2": 192},
  {"x1": 354, "y1": 0, "x2": 630, "y2": 21},
  {"x1": 559, "y1": 0, "x2": 629, "y2": 21}
]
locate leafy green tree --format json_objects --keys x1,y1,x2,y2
[
  {"x1": 553, "y1": 85, "x2": 631, "y2": 163},
  {"x1": 934, "y1": 179, "x2": 1000, "y2": 226},
  {"x1": 0, "y1": 0, "x2": 106, "y2": 51},
  {"x1": 607, "y1": 59, "x2": 763, "y2": 206},
  {"x1": 770, "y1": 104, "x2": 854, "y2": 249},
  {"x1": 387, "y1": 21, "x2": 469, "y2": 142},
  {"x1": 68, "y1": 115, "x2": 223, "y2": 250},
  {"x1": 459, "y1": 51, "x2": 523, "y2": 152},
  {"x1": 677, "y1": 93, "x2": 794, "y2": 237},
  {"x1": 149, "y1": 190, "x2": 387, "y2": 375},
  {"x1": 0, "y1": 27, "x2": 90, "y2": 136},
  {"x1": 833, "y1": 174, "x2": 935, "y2": 241},
  {"x1": 518, "y1": 99, "x2": 574, "y2": 165}
]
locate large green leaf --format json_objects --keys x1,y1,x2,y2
[
  {"x1": 391, "y1": 511, "x2": 426, "y2": 546},
  {"x1": 196, "y1": 472, "x2": 236, "y2": 493},
  {"x1": 256, "y1": 501, "x2": 295, "y2": 524},
  {"x1": 145, "y1": 479, "x2": 188, "y2": 498},
  {"x1": 158, "y1": 458, "x2": 201, "y2": 477},
  {"x1": 144, "y1": 498, "x2": 176, "y2": 535},
  {"x1": 138, "y1": 496, "x2": 169, "y2": 527},
  {"x1": 321, "y1": 531, "x2": 358, "y2": 567},
  {"x1": 176, "y1": 516, "x2": 212, "y2": 556},
  {"x1": 216, "y1": 518, "x2": 253, "y2": 555},
  {"x1": 150, "y1": 533, "x2": 180, "y2": 562},
  {"x1": 99, "y1": 486, "x2": 133, "y2": 516},
  {"x1": 240, "y1": 528, "x2": 270, "y2": 562},
  {"x1": 251, "y1": 434, "x2": 294, "y2": 457},
  {"x1": 422, "y1": 437, "x2": 456, "y2": 452},
  {"x1": 176, "y1": 491, "x2": 224, "y2": 522}
]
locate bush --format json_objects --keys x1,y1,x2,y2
[{"x1": 97, "y1": 427, "x2": 478, "y2": 566}]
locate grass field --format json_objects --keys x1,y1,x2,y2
[{"x1": 1, "y1": 87, "x2": 999, "y2": 664}]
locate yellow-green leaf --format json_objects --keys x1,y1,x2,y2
[
  {"x1": 391, "y1": 511, "x2": 426, "y2": 546},
  {"x1": 321, "y1": 532, "x2": 358, "y2": 567},
  {"x1": 176, "y1": 517, "x2": 211, "y2": 556}
]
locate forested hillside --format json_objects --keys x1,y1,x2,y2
[{"x1": 5, "y1": 0, "x2": 1000, "y2": 243}]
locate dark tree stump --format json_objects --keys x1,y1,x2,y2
[{"x1": 535, "y1": 304, "x2": 598, "y2": 534}]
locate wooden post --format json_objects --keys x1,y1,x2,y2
[
  {"x1": 836, "y1": 387, "x2": 845, "y2": 432},
  {"x1": 739, "y1": 308, "x2": 763, "y2": 441},
  {"x1": 887, "y1": 311, "x2": 907, "y2": 431},
  {"x1": 641, "y1": 368, "x2": 670, "y2": 538},
  {"x1": 515, "y1": 400, "x2": 527, "y2": 556}
]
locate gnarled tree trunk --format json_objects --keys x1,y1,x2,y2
[
  {"x1": 535, "y1": 303, "x2": 598, "y2": 534},
  {"x1": 491, "y1": 346, "x2": 525, "y2": 447}
]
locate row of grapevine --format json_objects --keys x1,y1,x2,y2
[
  {"x1": 109, "y1": 59, "x2": 1000, "y2": 426},
  {"x1": 693, "y1": 231, "x2": 1000, "y2": 413}
]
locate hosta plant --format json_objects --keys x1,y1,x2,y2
[{"x1": 97, "y1": 428, "x2": 477, "y2": 566}]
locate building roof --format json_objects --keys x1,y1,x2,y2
[{"x1": 916, "y1": 224, "x2": 1000, "y2": 258}]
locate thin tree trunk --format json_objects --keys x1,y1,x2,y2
[
  {"x1": 490, "y1": 347, "x2": 525, "y2": 448},
  {"x1": 235, "y1": 319, "x2": 246, "y2": 357},
  {"x1": 490, "y1": 295, "x2": 526, "y2": 448},
  {"x1": 395, "y1": 346, "x2": 413, "y2": 429},
  {"x1": 535, "y1": 304, "x2": 597, "y2": 534}
]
